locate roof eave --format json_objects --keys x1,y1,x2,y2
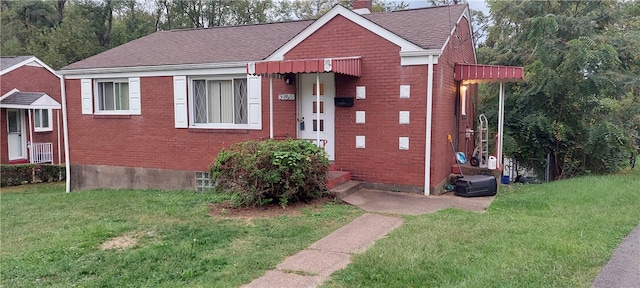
[
  {"x1": 0, "y1": 56, "x2": 61, "y2": 78},
  {"x1": 58, "y1": 61, "x2": 252, "y2": 77},
  {"x1": 266, "y1": 5, "x2": 425, "y2": 61}
]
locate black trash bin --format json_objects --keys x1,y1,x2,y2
[{"x1": 454, "y1": 175, "x2": 497, "y2": 197}]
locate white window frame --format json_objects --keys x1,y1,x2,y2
[
  {"x1": 188, "y1": 75, "x2": 250, "y2": 129},
  {"x1": 95, "y1": 79, "x2": 130, "y2": 114},
  {"x1": 84, "y1": 77, "x2": 140, "y2": 115},
  {"x1": 33, "y1": 109, "x2": 53, "y2": 132}
]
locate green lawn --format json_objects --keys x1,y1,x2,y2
[
  {"x1": 2, "y1": 167, "x2": 639, "y2": 288},
  {"x1": 0, "y1": 183, "x2": 362, "y2": 287},
  {"x1": 323, "y1": 167, "x2": 640, "y2": 287}
]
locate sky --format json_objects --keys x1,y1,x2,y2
[{"x1": 405, "y1": 0, "x2": 490, "y2": 14}]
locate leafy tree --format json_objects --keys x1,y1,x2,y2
[{"x1": 479, "y1": 0, "x2": 640, "y2": 178}]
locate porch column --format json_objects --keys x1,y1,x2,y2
[
  {"x1": 57, "y1": 110, "x2": 61, "y2": 164},
  {"x1": 497, "y1": 82, "x2": 505, "y2": 167},
  {"x1": 269, "y1": 75, "x2": 274, "y2": 139},
  {"x1": 27, "y1": 109, "x2": 33, "y2": 163},
  {"x1": 316, "y1": 72, "x2": 320, "y2": 148}
]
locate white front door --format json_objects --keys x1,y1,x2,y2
[
  {"x1": 298, "y1": 73, "x2": 335, "y2": 160},
  {"x1": 7, "y1": 109, "x2": 26, "y2": 160}
]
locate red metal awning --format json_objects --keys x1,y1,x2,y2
[
  {"x1": 247, "y1": 57, "x2": 361, "y2": 77},
  {"x1": 455, "y1": 64, "x2": 524, "y2": 84}
]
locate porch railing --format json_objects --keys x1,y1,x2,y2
[{"x1": 30, "y1": 142, "x2": 53, "y2": 164}]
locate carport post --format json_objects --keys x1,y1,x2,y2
[{"x1": 497, "y1": 81, "x2": 505, "y2": 167}]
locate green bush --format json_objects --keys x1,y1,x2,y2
[
  {"x1": 210, "y1": 139, "x2": 329, "y2": 207},
  {"x1": 35, "y1": 164, "x2": 65, "y2": 183},
  {"x1": 1, "y1": 164, "x2": 35, "y2": 187},
  {"x1": 0, "y1": 164, "x2": 66, "y2": 187}
]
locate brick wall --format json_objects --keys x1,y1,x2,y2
[
  {"x1": 430, "y1": 16, "x2": 477, "y2": 189},
  {"x1": 65, "y1": 76, "x2": 297, "y2": 172},
  {"x1": 64, "y1": 14, "x2": 477, "y2": 192},
  {"x1": 1, "y1": 66, "x2": 64, "y2": 164},
  {"x1": 286, "y1": 15, "x2": 428, "y2": 187}
]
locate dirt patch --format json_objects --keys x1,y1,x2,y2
[
  {"x1": 208, "y1": 196, "x2": 336, "y2": 219},
  {"x1": 100, "y1": 231, "x2": 154, "y2": 250}
]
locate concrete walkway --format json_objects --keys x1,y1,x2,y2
[
  {"x1": 342, "y1": 189, "x2": 495, "y2": 214},
  {"x1": 242, "y1": 213, "x2": 404, "y2": 288},
  {"x1": 592, "y1": 224, "x2": 640, "y2": 288},
  {"x1": 243, "y1": 189, "x2": 495, "y2": 288}
]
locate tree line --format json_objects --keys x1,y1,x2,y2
[
  {"x1": 0, "y1": 0, "x2": 408, "y2": 69},
  {"x1": 477, "y1": 0, "x2": 640, "y2": 179}
]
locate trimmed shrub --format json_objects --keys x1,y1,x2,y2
[
  {"x1": 1, "y1": 164, "x2": 35, "y2": 187},
  {"x1": 0, "y1": 164, "x2": 66, "y2": 187},
  {"x1": 210, "y1": 139, "x2": 329, "y2": 207},
  {"x1": 35, "y1": 164, "x2": 66, "y2": 183}
]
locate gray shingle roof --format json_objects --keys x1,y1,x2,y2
[
  {"x1": 364, "y1": 4, "x2": 467, "y2": 50},
  {"x1": 62, "y1": 20, "x2": 314, "y2": 70},
  {"x1": 0, "y1": 92, "x2": 46, "y2": 105},
  {"x1": 1, "y1": 56, "x2": 33, "y2": 71},
  {"x1": 62, "y1": 4, "x2": 468, "y2": 71}
]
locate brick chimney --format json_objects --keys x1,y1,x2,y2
[{"x1": 352, "y1": 0, "x2": 372, "y2": 14}]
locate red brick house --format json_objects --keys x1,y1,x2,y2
[
  {"x1": 1, "y1": 56, "x2": 63, "y2": 165},
  {"x1": 60, "y1": 3, "x2": 521, "y2": 194}
]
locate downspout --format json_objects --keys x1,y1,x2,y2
[
  {"x1": 60, "y1": 75, "x2": 70, "y2": 193},
  {"x1": 269, "y1": 75, "x2": 274, "y2": 138},
  {"x1": 424, "y1": 55, "x2": 434, "y2": 196}
]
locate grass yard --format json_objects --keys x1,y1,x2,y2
[
  {"x1": 323, "y1": 167, "x2": 640, "y2": 287},
  {"x1": 0, "y1": 183, "x2": 362, "y2": 287}
]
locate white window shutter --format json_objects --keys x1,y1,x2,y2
[
  {"x1": 128, "y1": 77, "x2": 141, "y2": 115},
  {"x1": 80, "y1": 79, "x2": 93, "y2": 114},
  {"x1": 247, "y1": 75, "x2": 261, "y2": 129},
  {"x1": 173, "y1": 76, "x2": 188, "y2": 128}
]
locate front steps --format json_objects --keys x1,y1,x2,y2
[{"x1": 326, "y1": 164, "x2": 362, "y2": 199}]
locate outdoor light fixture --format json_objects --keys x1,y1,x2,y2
[{"x1": 460, "y1": 85, "x2": 467, "y2": 116}]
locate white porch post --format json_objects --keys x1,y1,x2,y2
[
  {"x1": 57, "y1": 109, "x2": 61, "y2": 164},
  {"x1": 269, "y1": 75, "x2": 274, "y2": 139},
  {"x1": 27, "y1": 109, "x2": 33, "y2": 163},
  {"x1": 315, "y1": 72, "x2": 320, "y2": 148},
  {"x1": 497, "y1": 81, "x2": 505, "y2": 167}
]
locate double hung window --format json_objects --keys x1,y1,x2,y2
[
  {"x1": 97, "y1": 81, "x2": 129, "y2": 111},
  {"x1": 34, "y1": 109, "x2": 52, "y2": 132},
  {"x1": 191, "y1": 78, "x2": 248, "y2": 126}
]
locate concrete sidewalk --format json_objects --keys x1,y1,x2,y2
[
  {"x1": 242, "y1": 213, "x2": 404, "y2": 288},
  {"x1": 592, "y1": 224, "x2": 640, "y2": 288},
  {"x1": 243, "y1": 189, "x2": 495, "y2": 288},
  {"x1": 342, "y1": 189, "x2": 495, "y2": 214}
]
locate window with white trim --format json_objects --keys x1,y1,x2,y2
[
  {"x1": 190, "y1": 77, "x2": 248, "y2": 126},
  {"x1": 97, "y1": 80, "x2": 129, "y2": 111},
  {"x1": 81, "y1": 77, "x2": 141, "y2": 115},
  {"x1": 174, "y1": 74, "x2": 260, "y2": 129},
  {"x1": 34, "y1": 109, "x2": 52, "y2": 132}
]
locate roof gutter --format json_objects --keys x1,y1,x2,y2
[{"x1": 58, "y1": 61, "x2": 250, "y2": 76}]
